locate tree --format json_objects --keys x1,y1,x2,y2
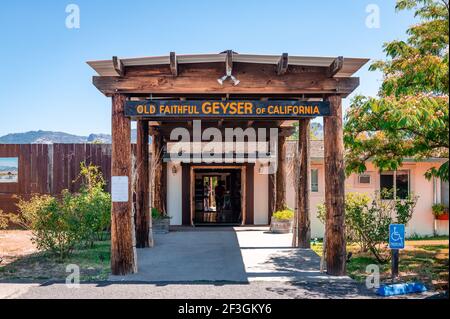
[{"x1": 345, "y1": 0, "x2": 449, "y2": 181}]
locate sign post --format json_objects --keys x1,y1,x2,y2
[{"x1": 389, "y1": 224, "x2": 405, "y2": 281}]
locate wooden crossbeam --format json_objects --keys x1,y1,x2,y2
[
  {"x1": 326, "y1": 56, "x2": 344, "y2": 78},
  {"x1": 112, "y1": 56, "x2": 124, "y2": 77},
  {"x1": 277, "y1": 53, "x2": 289, "y2": 75},
  {"x1": 170, "y1": 52, "x2": 178, "y2": 76},
  {"x1": 94, "y1": 75, "x2": 359, "y2": 96}
]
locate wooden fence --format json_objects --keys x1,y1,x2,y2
[{"x1": 0, "y1": 144, "x2": 112, "y2": 215}]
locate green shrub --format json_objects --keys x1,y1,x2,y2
[
  {"x1": 152, "y1": 207, "x2": 170, "y2": 220},
  {"x1": 5, "y1": 163, "x2": 111, "y2": 260},
  {"x1": 14, "y1": 194, "x2": 81, "y2": 260},
  {"x1": 273, "y1": 209, "x2": 294, "y2": 221},
  {"x1": 432, "y1": 203, "x2": 448, "y2": 218},
  {"x1": 317, "y1": 191, "x2": 417, "y2": 263},
  {"x1": 71, "y1": 163, "x2": 111, "y2": 245},
  {"x1": 0, "y1": 209, "x2": 8, "y2": 230}
]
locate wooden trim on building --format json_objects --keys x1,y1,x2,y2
[
  {"x1": 268, "y1": 173, "x2": 275, "y2": 222},
  {"x1": 181, "y1": 163, "x2": 191, "y2": 226},
  {"x1": 245, "y1": 163, "x2": 254, "y2": 225}
]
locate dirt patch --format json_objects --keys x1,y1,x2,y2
[
  {"x1": 0, "y1": 230, "x2": 110, "y2": 282},
  {"x1": 0, "y1": 231, "x2": 38, "y2": 266}
]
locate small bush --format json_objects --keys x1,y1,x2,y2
[
  {"x1": 273, "y1": 209, "x2": 294, "y2": 221},
  {"x1": 317, "y1": 191, "x2": 417, "y2": 263},
  {"x1": 0, "y1": 209, "x2": 8, "y2": 230},
  {"x1": 152, "y1": 207, "x2": 170, "y2": 220},
  {"x1": 432, "y1": 203, "x2": 448, "y2": 218},
  {"x1": 14, "y1": 194, "x2": 81, "y2": 260},
  {"x1": 4, "y1": 163, "x2": 111, "y2": 260},
  {"x1": 71, "y1": 163, "x2": 111, "y2": 245}
]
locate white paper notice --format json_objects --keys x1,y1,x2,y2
[{"x1": 111, "y1": 176, "x2": 129, "y2": 202}]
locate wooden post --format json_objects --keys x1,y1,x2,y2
[
  {"x1": 151, "y1": 131, "x2": 166, "y2": 215},
  {"x1": 275, "y1": 133, "x2": 287, "y2": 212},
  {"x1": 111, "y1": 93, "x2": 137, "y2": 275},
  {"x1": 297, "y1": 118, "x2": 311, "y2": 248},
  {"x1": 323, "y1": 95, "x2": 346, "y2": 276},
  {"x1": 268, "y1": 173, "x2": 276, "y2": 222},
  {"x1": 135, "y1": 120, "x2": 151, "y2": 248}
]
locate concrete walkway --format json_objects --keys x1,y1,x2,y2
[
  {"x1": 2, "y1": 227, "x2": 443, "y2": 299},
  {"x1": 110, "y1": 227, "x2": 350, "y2": 284}
]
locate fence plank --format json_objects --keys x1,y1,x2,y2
[{"x1": 0, "y1": 144, "x2": 116, "y2": 216}]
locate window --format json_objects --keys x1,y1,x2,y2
[
  {"x1": 380, "y1": 171, "x2": 410, "y2": 199},
  {"x1": 0, "y1": 157, "x2": 18, "y2": 183},
  {"x1": 358, "y1": 174, "x2": 371, "y2": 185},
  {"x1": 311, "y1": 169, "x2": 319, "y2": 192}
]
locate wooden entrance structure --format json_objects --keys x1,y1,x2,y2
[{"x1": 88, "y1": 51, "x2": 368, "y2": 276}]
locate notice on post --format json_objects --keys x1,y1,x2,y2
[{"x1": 111, "y1": 176, "x2": 129, "y2": 202}]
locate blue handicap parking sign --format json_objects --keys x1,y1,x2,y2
[{"x1": 389, "y1": 224, "x2": 405, "y2": 249}]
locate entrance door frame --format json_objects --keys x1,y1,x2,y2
[{"x1": 190, "y1": 165, "x2": 246, "y2": 226}]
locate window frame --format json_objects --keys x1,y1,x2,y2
[
  {"x1": 380, "y1": 170, "x2": 410, "y2": 200},
  {"x1": 311, "y1": 168, "x2": 319, "y2": 193}
]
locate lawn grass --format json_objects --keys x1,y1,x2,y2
[
  {"x1": 406, "y1": 235, "x2": 449, "y2": 241},
  {"x1": 0, "y1": 240, "x2": 111, "y2": 282},
  {"x1": 311, "y1": 241, "x2": 449, "y2": 291}
]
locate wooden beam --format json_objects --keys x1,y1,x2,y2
[
  {"x1": 245, "y1": 164, "x2": 254, "y2": 225},
  {"x1": 277, "y1": 53, "x2": 289, "y2": 75},
  {"x1": 151, "y1": 133, "x2": 166, "y2": 215},
  {"x1": 112, "y1": 56, "x2": 125, "y2": 77},
  {"x1": 296, "y1": 118, "x2": 311, "y2": 248},
  {"x1": 135, "y1": 120, "x2": 152, "y2": 248},
  {"x1": 268, "y1": 173, "x2": 276, "y2": 222},
  {"x1": 111, "y1": 93, "x2": 136, "y2": 275},
  {"x1": 326, "y1": 56, "x2": 344, "y2": 78},
  {"x1": 170, "y1": 52, "x2": 178, "y2": 76},
  {"x1": 275, "y1": 133, "x2": 287, "y2": 212},
  {"x1": 324, "y1": 95, "x2": 346, "y2": 276},
  {"x1": 93, "y1": 74, "x2": 359, "y2": 96}
]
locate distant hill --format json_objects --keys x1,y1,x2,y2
[
  {"x1": 0, "y1": 130, "x2": 120, "y2": 144},
  {"x1": 0, "y1": 166, "x2": 18, "y2": 172}
]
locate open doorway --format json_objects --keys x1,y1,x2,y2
[{"x1": 192, "y1": 167, "x2": 244, "y2": 225}]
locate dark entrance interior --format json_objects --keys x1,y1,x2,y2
[{"x1": 193, "y1": 168, "x2": 242, "y2": 225}]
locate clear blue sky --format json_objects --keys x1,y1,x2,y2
[{"x1": 0, "y1": 0, "x2": 415, "y2": 136}]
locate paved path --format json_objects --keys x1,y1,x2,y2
[
  {"x1": 2, "y1": 227, "x2": 438, "y2": 299},
  {"x1": 3, "y1": 281, "x2": 377, "y2": 299},
  {"x1": 110, "y1": 227, "x2": 350, "y2": 283}
]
